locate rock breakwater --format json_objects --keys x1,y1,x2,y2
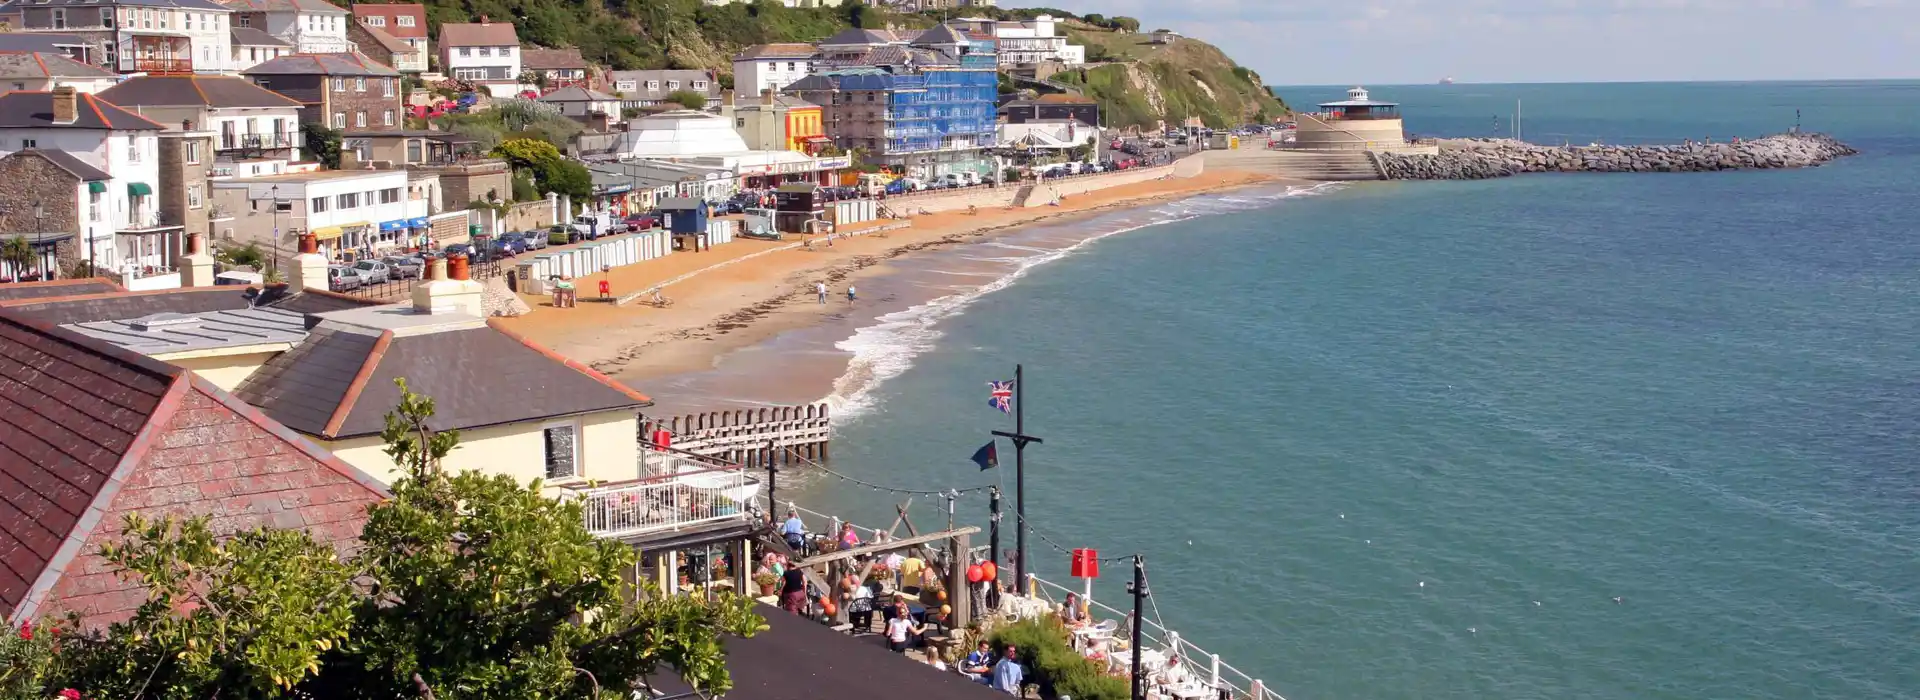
[{"x1": 1372, "y1": 133, "x2": 1856, "y2": 180}]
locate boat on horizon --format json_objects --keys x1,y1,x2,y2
[{"x1": 1440, "y1": 76, "x2": 1456, "y2": 85}]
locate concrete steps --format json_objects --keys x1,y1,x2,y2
[{"x1": 1266, "y1": 150, "x2": 1384, "y2": 181}]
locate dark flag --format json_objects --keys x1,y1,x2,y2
[{"x1": 971, "y1": 441, "x2": 999, "y2": 471}]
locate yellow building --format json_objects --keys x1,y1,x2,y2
[{"x1": 730, "y1": 90, "x2": 828, "y2": 154}]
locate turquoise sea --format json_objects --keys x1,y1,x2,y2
[{"x1": 735, "y1": 81, "x2": 1920, "y2": 700}]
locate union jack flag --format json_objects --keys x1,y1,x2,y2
[{"x1": 988, "y1": 379, "x2": 1015, "y2": 414}]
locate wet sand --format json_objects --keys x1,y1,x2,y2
[{"x1": 495, "y1": 169, "x2": 1289, "y2": 411}]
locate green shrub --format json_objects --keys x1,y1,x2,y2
[{"x1": 987, "y1": 618, "x2": 1128, "y2": 700}]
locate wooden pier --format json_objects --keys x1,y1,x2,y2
[{"x1": 641, "y1": 403, "x2": 832, "y2": 466}]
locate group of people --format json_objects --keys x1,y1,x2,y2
[
  {"x1": 961, "y1": 642, "x2": 1026, "y2": 695},
  {"x1": 815, "y1": 281, "x2": 856, "y2": 305}
]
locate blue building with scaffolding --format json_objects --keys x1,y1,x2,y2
[{"x1": 784, "y1": 32, "x2": 1000, "y2": 180}]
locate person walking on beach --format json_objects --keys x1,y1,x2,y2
[
  {"x1": 846, "y1": 284, "x2": 857, "y2": 303},
  {"x1": 816, "y1": 281, "x2": 828, "y2": 305}
]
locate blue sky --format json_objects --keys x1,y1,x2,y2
[{"x1": 1010, "y1": 0, "x2": 1918, "y2": 85}]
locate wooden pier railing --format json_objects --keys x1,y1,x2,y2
[{"x1": 640, "y1": 403, "x2": 832, "y2": 466}]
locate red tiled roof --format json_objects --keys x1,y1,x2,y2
[
  {"x1": 349, "y1": 2, "x2": 428, "y2": 39},
  {"x1": 438, "y1": 21, "x2": 519, "y2": 47},
  {"x1": 0, "y1": 311, "x2": 387, "y2": 626}
]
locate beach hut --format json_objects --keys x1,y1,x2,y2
[
  {"x1": 659, "y1": 196, "x2": 711, "y2": 252},
  {"x1": 773, "y1": 183, "x2": 826, "y2": 233}
]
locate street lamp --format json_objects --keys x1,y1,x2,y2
[
  {"x1": 270, "y1": 184, "x2": 285, "y2": 277},
  {"x1": 31, "y1": 199, "x2": 44, "y2": 280}
]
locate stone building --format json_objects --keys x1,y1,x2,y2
[
  {"x1": 244, "y1": 53, "x2": 403, "y2": 133},
  {"x1": 156, "y1": 129, "x2": 216, "y2": 253},
  {"x1": 0, "y1": 149, "x2": 95, "y2": 280},
  {"x1": 348, "y1": 3, "x2": 428, "y2": 72}
]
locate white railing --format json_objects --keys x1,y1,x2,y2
[
  {"x1": 1020, "y1": 573, "x2": 1287, "y2": 700},
  {"x1": 561, "y1": 468, "x2": 760, "y2": 539}
]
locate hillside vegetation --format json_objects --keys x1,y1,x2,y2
[
  {"x1": 1054, "y1": 24, "x2": 1289, "y2": 129},
  {"x1": 398, "y1": 0, "x2": 1283, "y2": 127}
]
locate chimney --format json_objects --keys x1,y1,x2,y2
[
  {"x1": 50, "y1": 86, "x2": 77, "y2": 125},
  {"x1": 180, "y1": 232, "x2": 217, "y2": 287},
  {"x1": 761, "y1": 88, "x2": 774, "y2": 106},
  {"x1": 412, "y1": 254, "x2": 484, "y2": 316},
  {"x1": 289, "y1": 232, "x2": 329, "y2": 292},
  {"x1": 721, "y1": 88, "x2": 734, "y2": 107},
  {"x1": 340, "y1": 148, "x2": 362, "y2": 170}
]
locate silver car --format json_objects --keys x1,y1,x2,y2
[
  {"x1": 351, "y1": 259, "x2": 391, "y2": 284},
  {"x1": 382, "y1": 255, "x2": 424, "y2": 279}
]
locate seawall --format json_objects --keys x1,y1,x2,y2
[{"x1": 1372, "y1": 132, "x2": 1857, "y2": 180}]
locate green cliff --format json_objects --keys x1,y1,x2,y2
[{"x1": 1052, "y1": 23, "x2": 1288, "y2": 129}]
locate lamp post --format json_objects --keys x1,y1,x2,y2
[
  {"x1": 31, "y1": 199, "x2": 44, "y2": 280},
  {"x1": 270, "y1": 184, "x2": 284, "y2": 277}
]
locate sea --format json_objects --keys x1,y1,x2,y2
[{"x1": 656, "y1": 81, "x2": 1920, "y2": 700}]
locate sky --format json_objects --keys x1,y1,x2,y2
[{"x1": 1009, "y1": 0, "x2": 1919, "y2": 85}]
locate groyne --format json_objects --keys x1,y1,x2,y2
[{"x1": 1372, "y1": 132, "x2": 1856, "y2": 180}]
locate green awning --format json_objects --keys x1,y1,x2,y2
[
  {"x1": 87, "y1": 181, "x2": 107, "y2": 194},
  {"x1": 127, "y1": 182, "x2": 153, "y2": 196}
]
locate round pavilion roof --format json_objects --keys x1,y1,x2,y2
[{"x1": 624, "y1": 110, "x2": 750, "y2": 158}]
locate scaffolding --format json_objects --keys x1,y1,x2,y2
[{"x1": 881, "y1": 67, "x2": 996, "y2": 156}]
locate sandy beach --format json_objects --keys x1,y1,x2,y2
[{"x1": 495, "y1": 168, "x2": 1287, "y2": 405}]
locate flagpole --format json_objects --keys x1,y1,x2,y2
[{"x1": 1014, "y1": 362, "x2": 1027, "y2": 595}]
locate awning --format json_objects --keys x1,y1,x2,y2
[
  {"x1": 379, "y1": 219, "x2": 408, "y2": 232},
  {"x1": 87, "y1": 181, "x2": 107, "y2": 194},
  {"x1": 310, "y1": 225, "x2": 345, "y2": 241},
  {"x1": 126, "y1": 182, "x2": 153, "y2": 196},
  {"x1": 406, "y1": 217, "x2": 428, "y2": 227},
  {"x1": 803, "y1": 135, "x2": 832, "y2": 142}
]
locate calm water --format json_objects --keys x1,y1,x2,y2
[{"x1": 782, "y1": 82, "x2": 1920, "y2": 700}]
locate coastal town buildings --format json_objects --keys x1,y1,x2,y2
[
  {"x1": 437, "y1": 19, "x2": 520, "y2": 97},
  {"x1": 731, "y1": 43, "x2": 817, "y2": 96},
  {"x1": 725, "y1": 89, "x2": 827, "y2": 154},
  {"x1": 347, "y1": 2, "x2": 427, "y2": 72},
  {"x1": 5, "y1": 0, "x2": 236, "y2": 75},
  {"x1": 244, "y1": 52, "x2": 402, "y2": 132},
  {"x1": 999, "y1": 93, "x2": 1100, "y2": 125},
  {"x1": 219, "y1": 0, "x2": 348, "y2": 55},
  {"x1": 228, "y1": 25, "x2": 292, "y2": 71},
  {"x1": 539, "y1": 85, "x2": 622, "y2": 125},
  {"x1": 344, "y1": 19, "x2": 421, "y2": 75},
  {"x1": 945, "y1": 14, "x2": 1082, "y2": 66},
  {"x1": 209, "y1": 168, "x2": 420, "y2": 257},
  {"x1": 0, "y1": 34, "x2": 97, "y2": 65},
  {"x1": 520, "y1": 47, "x2": 588, "y2": 92},
  {"x1": 0, "y1": 51, "x2": 119, "y2": 93},
  {"x1": 0, "y1": 87, "x2": 172, "y2": 282}
]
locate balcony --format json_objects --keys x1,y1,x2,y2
[
  {"x1": 220, "y1": 132, "x2": 298, "y2": 151},
  {"x1": 129, "y1": 57, "x2": 194, "y2": 74},
  {"x1": 117, "y1": 212, "x2": 183, "y2": 234},
  {"x1": 560, "y1": 467, "x2": 761, "y2": 541}
]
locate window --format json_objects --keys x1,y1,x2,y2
[
  {"x1": 88, "y1": 191, "x2": 102, "y2": 222},
  {"x1": 127, "y1": 140, "x2": 141, "y2": 163},
  {"x1": 383, "y1": 78, "x2": 394, "y2": 96},
  {"x1": 311, "y1": 196, "x2": 328, "y2": 212},
  {"x1": 617, "y1": 81, "x2": 634, "y2": 91},
  {"x1": 157, "y1": 10, "x2": 166, "y2": 29},
  {"x1": 237, "y1": 13, "x2": 250, "y2": 27},
  {"x1": 100, "y1": 8, "x2": 113, "y2": 27},
  {"x1": 397, "y1": 15, "x2": 415, "y2": 27},
  {"x1": 666, "y1": 80, "x2": 680, "y2": 90},
  {"x1": 477, "y1": 46, "x2": 490, "y2": 57},
  {"x1": 8, "y1": 82, "x2": 21, "y2": 91},
  {"x1": 249, "y1": 47, "x2": 257, "y2": 61},
  {"x1": 646, "y1": 80, "x2": 658, "y2": 91},
  {"x1": 184, "y1": 141, "x2": 201, "y2": 164},
  {"x1": 51, "y1": 9, "x2": 65, "y2": 28},
  {"x1": 382, "y1": 109, "x2": 393, "y2": 126},
  {"x1": 142, "y1": 9, "x2": 152, "y2": 28},
  {"x1": 21, "y1": 138, "x2": 36, "y2": 149},
  {"x1": 336, "y1": 192, "x2": 358, "y2": 208},
  {"x1": 366, "y1": 15, "x2": 384, "y2": 26},
  {"x1": 786, "y1": 61, "x2": 796, "y2": 71},
  {"x1": 693, "y1": 80, "x2": 707, "y2": 90},
  {"x1": 499, "y1": 46, "x2": 511, "y2": 57},
  {"x1": 543, "y1": 423, "x2": 578, "y2": 479},
  {"x1": 331, "y1": 77, "x2": 345, "y2": 91},
  {"x1": 354, "y1": 111, "x2": 366, "y2": 128},
  {"x1": 355, "y1": 77, "x2": 366, "y2": 92},
  {"x1": 187, "y1": 184, "x2": 203, "y2": 209},
  {"x1": 379, "y1": 187, "x2": 400, "y2": 204},
  {"x1": 458, "y1": 46, "x2": 470, "y2": 57},
  {"x1": 332, "y1": 112, "x2": 346, "y2": 129}
]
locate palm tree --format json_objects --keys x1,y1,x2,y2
[{"x1": 1, "y1": 236, "x2": 34, "y2": 280}]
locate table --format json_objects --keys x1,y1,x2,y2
[
  {"x1": 1110, "y1": 648, "x2": 1166, "y2": 675},
  {"x1": 1070, "y1": 625, "x2": 1113, "y2": 649}
]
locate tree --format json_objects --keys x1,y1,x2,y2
[
  {"x1": 1108, "y1": 16, "x2": 1141, "y2": 32},
  {"x1": 539, "y1": 159, "x2": 594, "y2": 202},
  {"x1": 1, "y1": 236, "x2": 34, "y2": 279},
  {"x1": 491, "y1": 137, "x2": 565, "y2": 172},
  {"x1": 665, "y1": 89, "x2": 707, "y2": 110},
  {"x1": 1082, "y1": 12, "x2": 1106, "y2": 25},
  {"x1": 301, "y1": 122, "x2": 342, "y2": 169}
]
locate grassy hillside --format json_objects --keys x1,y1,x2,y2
[{"x1": 1054, "y1": 24, "x2": 1289, "y2": 129}]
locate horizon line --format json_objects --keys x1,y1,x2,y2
[{"x1": 1266, "y1": 77, "x2": 1920, "y2": 89}]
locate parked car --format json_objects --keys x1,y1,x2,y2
[
  {"x1": 327, "y1": 265, "x2": 363, "y2": 292},
  {"x1": 498, "y1": 232, "x2": 529, "y2": 254},
  {"x1": 382, "y1": 255, "x2": 425, "y2": 279},
  {"x1": 350, "y1": 259, "x2": 392, "y2": 284},
  {"x1": 623, "y1": 213, "x2": 659, "y2": 231},
  {"x1": 520, "y1": 230, "x2": 549, "y2": 250},
  {"x1": 443, "y1": 243, "x2": 472, "y2": 258}
]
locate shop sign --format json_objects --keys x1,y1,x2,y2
[{"x1": 814, "y1": 156, "x2": 852, "y2": 170}]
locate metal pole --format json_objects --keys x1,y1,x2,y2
[
  {"x1": 271, "y1": 185, "x2": 281, "y2": 278},
  {"x1": 1129, "y1": 555, "x2": 1147, "y2": 700},
  {"x1": 1014, "y1": 362, "x2": 1027, "y2": 594},
  {"x1": 766, "y1": 441, "x2": 778, "y2": 526},
  {"x1": 988, "y1": 485, "x2": 1001, "y2": 573}
]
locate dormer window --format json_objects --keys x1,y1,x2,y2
[
  {"x1": 366, "y1": 16, "x2": 384, "y2": 26},
  {"x1": 397, "y1": 15, "x2": 415, "y2": 26},
  {"x1": 693, "y1": 80, "x2": 707, "y2": 90}
]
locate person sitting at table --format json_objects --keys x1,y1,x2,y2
[
  {"x1": 1153, "y1": 654, "x2": 1189, "y2": 691},
  {"x1": 1060, "y1": 592, "x2": 1090, "y2": 628},
  {"x1": 884, "y1": 607, "x2": 925, "y2": 654},
  {"x1": 962, "y1": 640, "x2": 994, "y2": 684},
  {"x1": 839, "y1": 522, "x2": 862, "y2": 550},
  {"x1": 847, "y1": 577, "x2": 876, "y2": 631}
]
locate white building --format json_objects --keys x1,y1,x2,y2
[
  {"x1": 946, "y1": 14, "x2": 1083, "y2": 66},
  {"x1": 210, "y1": 168, "x2": 426, "y2": 257},
  {"x1": 438, "y1": 20, "x2": 521, "y2": 97},
  {"x1": 608, "y1": 111, "x2": 847, "y2": 192},
  {"x1": 219, "y1": 0, "x2": 350, "y2": 55},
  {"x1": 538, "y1": 86, "x2": 621, "y2": 120},
  {"x1": 229, "y1": 26, "x2": 293, "y2": 72},
  {"x1": 94, "y1": 74, "x2": 304, "y2": 177},
  {"x1": 731, "y1": 43, "x2": 817, "y2": 97},
  {"x1": 0, "y1": 87, "x2": 169, "y2": 278},
  {"x1": 0, "y1": 52, "x2": 120, "y2": 94}
]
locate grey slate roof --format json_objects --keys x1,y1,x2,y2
[
  {"x1": 12, "y1": 0, "x2": 227, "y2": 8},
  {"x1": 97, "y1": 75, "x2": 305, "y2": 109},
  {"x1": 0, "y1": 91, "x2": 163, "y2": 130},
  {"x1": 605, "y1": 69, "x2": 720, "y2": 103},
  {"x1": 233, "y1": 321, "x2": 649, "y2": 439},
  {"x1": 0, "y1": 278, "x2": 121, "y2": 303},
  {"x1": 230, "y1": 26, "x2": 292, "y2": 47},
  {"x1": 538, "y1": 86, "x2": 617, "y2": 103},
  {"x1": 218, "y1": 0, "x2": 345, "y2": 14},
  {"x1": 0, "y1": 52, "x2": 116, "y2": 80},
  {"x1": 244, "y1": 52, "x2": 399, "y2": 77},
  {"x1": 0, "y1": 35, "x2": 92, "y2": 54},
  {"x1": 820, "y1": 28, "x2": 903, "y2": 46},
  {"x1": 60, "y1": 307, "x2": 308, "y2": 355},
  {"x1": 0, "y1": 286, "x2": 377, "y2": 326},
  {"x1": 5, "y1": 149, "x2": 112, "y2": 182},
  {"x1": 912, "y1": 24, "x2": 968, "y2": 46}
]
